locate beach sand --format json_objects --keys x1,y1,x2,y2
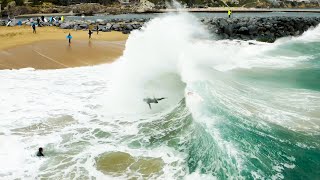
[{"x1": 0, "y1": 26, "x2": 128, "y2": 70}]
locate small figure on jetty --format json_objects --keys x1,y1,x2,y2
[
  {"x1": 88, "y1": 30, "x2": 93, "y2": 39},
  {"x1": 66, "y1": 33, "x2": 72, "y2": 46},
  {"x1": 228, "y1": 10, "x2": 232, "y2": 18},
  {"x1": 37, "y1": 147, "x2": 44, "y2": 157}
]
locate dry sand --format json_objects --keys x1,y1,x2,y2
[{"x1": 0, "y1": 26, "x2": 128, "y2": 70}]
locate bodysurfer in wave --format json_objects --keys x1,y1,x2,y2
[{"x1": 143, "y1": 97, "x2": 166, "y2": 109}]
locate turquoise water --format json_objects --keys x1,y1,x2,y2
[{"x1": 1, "y1": 12, "x2": 319, "y2": 179}]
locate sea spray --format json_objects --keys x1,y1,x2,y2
[{"x1": 104, "y1": 12, "x2": 209, "y2": 113}]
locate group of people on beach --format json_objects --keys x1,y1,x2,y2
[
  {"x1": 29, "y1": 15, "x2": 65, "y2": 34},
  {"x1": 66, "y1": 28, "x2": 97, "y2": 46}
]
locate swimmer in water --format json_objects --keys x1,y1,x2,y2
[
  {"x1": 143, "y1": 97, "x2": 166, "y2": 109},
  {"x1": 37, "y1": 147, "x2": 44, "y2": 157}
]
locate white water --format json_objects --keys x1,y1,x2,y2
[{"x1": 1, "y1": 12, "x2": 320, "y2": 179}]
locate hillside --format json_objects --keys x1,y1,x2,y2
[{"x1": 1, "y1": 0, "x2": 320, "y2": 17}]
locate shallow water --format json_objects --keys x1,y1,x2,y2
[{"x1": 1, "y1": 12, "x2": 320, "y2": 179}]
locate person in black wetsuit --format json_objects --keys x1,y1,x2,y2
[
  {"x1": 32, "y1": 23, "x2": 36, "y2": 34},
  {"x1": 37, "y1": 18, "x2": 40, "y2": 27},
  {"x1": 37, "y1": 147, "x2": 44, "y2": 157},
  {"x1": 143, "y1": 97, "x2": 166, "y2": 109},
  {"x1": 88, "y1": 29, "x2": 93, "y2": 39}
]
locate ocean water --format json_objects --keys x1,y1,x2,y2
[{"x1": 0, "y1": 12, "x2": 320, "y2": 180}]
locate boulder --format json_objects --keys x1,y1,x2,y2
[
  {"x1": 247, "y1": 25, "x2": 257, "y2": 35},
  {"x1": 106, "y1": 23, "x2": 112, "y2": 30},
  {"x1": 112, "y1": 24, "x2": 120, "y2": 31},
  {"x1": 223, "y1": 24, "x2": 233, "y2": 36},
  {"x1": 238, "y1": 26, "x2": 249, "y2": 35},
  {"x1": 125, "y1": 24, "x2": 133, "y2": 31},
  {"x1": 0, "y1": 21, "x2": 6, "y2": 26},
  {"x1": 60, "y1": 23, "x2": 74, "y2": 29},
  {"x1": 98, "y1": 25, "x2": 104, "y2": 31},
  {"x1": 79, "y1": 24, "x2": 88, "y2": 29},
  {"x1": 73, "y1": 25, "x2": 82, "y2": 30}
]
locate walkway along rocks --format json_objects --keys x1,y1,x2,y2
[{"x1": 2, "y1": 16, "x2": 320, "y2": 42}]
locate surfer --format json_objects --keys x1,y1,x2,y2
[
  {"x1": 37, "y1": 147, "x2": 44, "y2": 157},
  {"x1": 32, "y1": 23, "x2": 36, "y2": 34},
  {"x1": 37, "y1": 18, "x2": 40, "y2": 27},
  {"x1": 88, "y1": 30, "x2": 93, "y2": 39},
  {"x1": 143, "y1": 97, "x2": 166, "y2": 109},
  {"x1": 66, "y1": 33, "x2": 72, "y2": 46}
]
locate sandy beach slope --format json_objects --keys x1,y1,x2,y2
[{"x1": 0, "y1": 26, "x2": 128, "y2": 70}]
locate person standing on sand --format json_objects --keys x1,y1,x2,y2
[
  {"x1": 96, "y1": 25, "x2": 99, "y2": 35},
  {"x1": 88, "y1": 30, "x2": 93, "y2": 39},
  {"x1": 66, "y1": 33, "x2": 72, "y2": 46},
  {"x1": 32, "y1": 23, "x2": 36, "y2": 34}
]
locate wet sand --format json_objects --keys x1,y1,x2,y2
[{"x1": 0, "y1": 26, "x2": 128, "y2": 70}]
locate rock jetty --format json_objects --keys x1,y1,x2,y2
[
  {"x1": 1, "y1": 16, "x2": 320, "y2": 42},
  {"x1": 203, "y1": 16, "x2": 320, "y2": 42}
]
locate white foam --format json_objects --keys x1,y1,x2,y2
[{"x1": 1, "y1": 9, "x2": 320, "y2": 180}]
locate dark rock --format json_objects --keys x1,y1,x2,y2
[
  {"x1": 238, "y1": 26, "x2": 249, "y2": 35},
  {"x1": 60, "y1": 23, "x2": 74, "y2": 29},
  {"x1": 98, "y1": 25, "x2": 104, "y2": 31},
  {"x1": 248, "y1": 25, "x2": 257, "y2": 35},
  {"x1": 0, "y1": 21, "x2": 6, "y2": 26},
  {"x1": 125, "y1": 24, "x2": 133, "y2": 31},
  {"x1": 219, "y1": 19, "x2": 228, "y2": 27},
  {"x1": 73, "y1": 25, "x2": 81, "y2": 30},
  {"x1": 112, "y1": 24, "x2": 120, "y2": 31},
  {"x1": 79, "y1": 24, "x2": 88, "y2": 29},
  {"x1": 122, "y1": 30, "x2": 131, "y2": 34},
  {"x1": 223, "y1": 24, "x2": 233, "y2": 36}
]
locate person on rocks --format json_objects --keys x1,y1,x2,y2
[{"x1": 228, "y1": 10, "x2": 232, "y2": 18}]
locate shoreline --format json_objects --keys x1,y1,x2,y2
[
  {"x1": 0, "y1": 26, "x2": 128, "y2": 50},
  {"x1": 0, "y1": 40, "x2": 126, "y2": 70},
  {"x1": 0, "y1": 26, "x2": 128, "y2": 70}
]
